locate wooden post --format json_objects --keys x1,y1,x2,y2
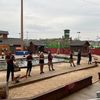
[
  {"x1": 21, "y1": 0, "x2": 24, "y2": 50},
  {"x1": 0, "y1": 82, "x2": 8, "y2": 99}
]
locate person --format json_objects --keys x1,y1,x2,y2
[
  {"x1": 39, "y1": 52, "x2": 44, "y2": 74},
  {"x1": 77, "y1": 49, "x2": 81, "y2": 65},
  {"x1": 48, "y1": 51, "x2": 55, "y2": 71},
  {"x1": 69, "y1": 50, "x2": 76, "y2": 67},
  {"x1": 6, "y1": 52, "x2": 15, "y2": 82},
  {"x1": 88, "y1": 50, "x2": 92, "y2": 64},
  {"x1": 23, "y1": 51, "x2": 26, "y2": 57},
  {"x1": 26, "y1": 52, "x2": 33, "y2": 77},
  {"x1": 1, "y1": 50, "x2": 4, "y2": 59}
]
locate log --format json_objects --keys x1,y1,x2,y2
[{"x1": 0, "y1": 82, "x2": 8, "y2": 99}]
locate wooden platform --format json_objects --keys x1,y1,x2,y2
[
  {"x1": 8, "y1": 63, "x2": 97, "y2": 89},
  {"x1": 62, "y1": 81, "x2": 100, "y2": 100}
]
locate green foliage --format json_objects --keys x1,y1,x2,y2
[
  {"x1": 46, "y1": 41, "x2": 59, "y2": 48},
  {"x1": 46, "y1": 39, "x2": 70, "y2": 48},
  {"x1": 91, "y1": 45, "x2": 100, "y2": 49}
]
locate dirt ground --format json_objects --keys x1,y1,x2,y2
[{"x1": 9, "y1": 64, "x2": 100, "y2": 99}]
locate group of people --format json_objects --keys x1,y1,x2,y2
[
  {"x1": 26, "y1": 51, "x2": 55, "y2": 77},
  {"x1": 69, "y1": 49, "x2": 92, "y2": 67},
  {"x1": 6, "y1": 51, "x2": 55, "y2": 82},
  {"x1": 5, "y1": 49, "x2": 92, "y2": 82}
]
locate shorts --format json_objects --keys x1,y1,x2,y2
[{"x1": 39, "y1": 60, "x2": 44, "y2": 64}]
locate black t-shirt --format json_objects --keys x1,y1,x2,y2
[
  {"x1": 48, "y1": 54, "x2": 53, "y2": 61},
  {"x1": 70, "y1": 53, "x2": 73, "y2": 59},
  {"x1": 27, "y1": 55, "x2": 33, "y2": 63}
]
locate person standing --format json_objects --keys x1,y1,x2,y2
[
  {"x1": 26, "y1": 52, "x2": 33, "y2": 77},
  {"x1": 48, "y1": 51, "x2": 55, "y2": 71},
  {"x1": 23, "y1": 51, "x2": 26, "y2": 57},
  {"x1": 69, "y1": 50, "x2": 76, "y2": 67},
  {"x1": 88, "y1": 50, "x2": 92, "y2": 64},
  {"x1": 77, "y1": 49, "x2": 81, "y2": 65},
  {"x1": 6, "y1": 52, "x2": 15, "y2": 82},
  {"x1": 1, "y1": 50, "x2": 4, "y2": 59},
  {"x1": 39, "y1": 52, "x2": 44, "y2": 74}
]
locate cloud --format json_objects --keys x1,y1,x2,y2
[{"x1": 0, "y1": 0, "x2": 100, "y2": 40}]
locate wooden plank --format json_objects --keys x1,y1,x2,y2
[{"x1": 62, "y1": 82, "x2": 100, "y2": 100}]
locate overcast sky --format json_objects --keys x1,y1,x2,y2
[{"x1": 0, "y1": 0, "x2": 100, "y2": 40}]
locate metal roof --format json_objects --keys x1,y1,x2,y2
[
  {"x1": 70, "y1": 41, "x2": 90, "y2": 46},
  {"x1": 24, "y1": 39, "x2": 46, "y2": 46},
  {"x1": 0, "y1": 38, "x2": 21, "y2": 45},
  {"x1": 0, "y1": 31, "x2": 9, "y2": 35},
  {"x1": 0, "y1": 38, "x2": 46, "y2": 46}
]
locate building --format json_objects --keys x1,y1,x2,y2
[
  {"x1": 0, "y1": 31, "x2": 8, "y2": 39},
  {"x1": 0, "y1": 29, "x2": 71, "y2": 55},
  {"x1": 0, "y1": 30, "x2": 21, "y2": 54},
  {"x1": 0, "y1": 38, "x2": 21, "y2": 54},
  {"x1": 24, "y1": 39, "x2": 46, "y2": 54},
  {"x1": 70, "y1": 40, "x2": 90, "y2": 56}
]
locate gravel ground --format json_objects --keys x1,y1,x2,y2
[
  {"x1": 0, "y1": 62, "x2": 70, "y2": 82},
  {"x1": 0, "y1": 56, "x2": 99, "y2": 99},
  {"x1": 9, "y1": 64, "x2": 100, "y2": 99}
]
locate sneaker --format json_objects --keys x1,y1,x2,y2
[
  {"x1": 28, "y1": 75, "x2": 31, "y2": 77},
  {"x1": 40, "y1": 72, "x2": 44, "y2": 74},
  {"x1": 49, "y1": 69, "x2": 51, "y2": 71},
  {"x1": 52, "y1": 69, "x2": 55, "y2": 71}
]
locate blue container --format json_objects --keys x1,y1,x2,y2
[{"x1": 15, "y1": 51, "x2": 29, "y2": 55}]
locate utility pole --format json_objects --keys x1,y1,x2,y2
[
  {"x1": 77, "y1": 32, "x2": 80, "y2": 40},
  {"x1": 21, "y1": 0, "x2": 24, "y2": 50},
  {"x1": 26, "y1": 31, "x2": 29, "y2": 45}
]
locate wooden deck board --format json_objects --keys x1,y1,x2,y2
[{"x1": 62, "y1": 82, "x2": 100, "y2": 100}]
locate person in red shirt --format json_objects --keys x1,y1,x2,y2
[
  {"x1": 6, "y1": 52, "x2": 15, "y2": 82},
  {"x1": 26, "y1": 52, "x2": 33, "y2": 77},
  {"x1": 48, "y1": 51, "x2": 55, "y2": 71}
]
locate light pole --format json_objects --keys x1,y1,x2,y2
[
  {"x1": 21, "y1": 0, "x2": 24, "y2": 50},
  {"x1": 77, "y1": 32, "x2": 80, "y2": 40},
  {"x1": 26, "y1": 31, "x2": 28, "y2": 40}
]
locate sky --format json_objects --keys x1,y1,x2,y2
[{"x1": 0, "y1": 0, "x2": 100, "y2": 40}]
